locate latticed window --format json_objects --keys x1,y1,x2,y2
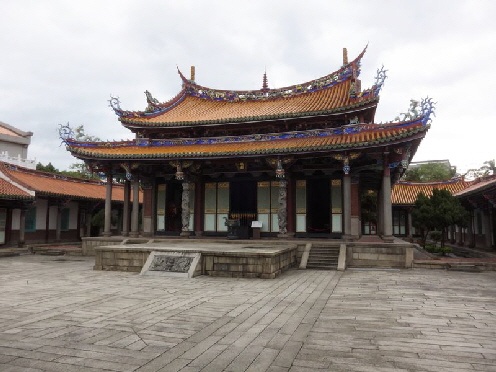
[
  {"x1": 393, "y1": 209, "x2": 407, "y2": 236},
  {"x1": 61, "y1": 208, "x2": 70, "y2": 231},
  {"x1": 25, "y1": 207, "x2": 36, "y2": 232}
]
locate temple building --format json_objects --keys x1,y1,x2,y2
[{"x1": 62, "y1": 47, "x2": 435, "y2": 241}]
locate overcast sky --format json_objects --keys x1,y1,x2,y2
[{"x1": 1, "y1": 0, "x2": 495, "y2": 174}]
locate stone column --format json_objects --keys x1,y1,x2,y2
[
  {"x1": 376, "y1": 188, "x2": 383, "y2": 236},
  {"x1": 130, "y1": 176, "x2": 140, "y2": 238},
  {"x1": 194, "y1": 180, "x2": 203, "y2": 237},
  {"x1": 286, "y1": 178, "x2": 295, "y2": 237},
  {"x1": 277, "y1": 179, "x2": 288, "y2": 237},
  {"x1": 103, "y1": 173, "x2": 113, "y2": 237},
  {"x1": 381, "y1": 165, "x2": 394, "y2": 242},
  {"x1": 180, "y1": 181, "x2": 191, "y2": 237},
  {"x1": 122, "y1": 180, "x2": 130, "y2": 236},
  {"x1": 407, "y1": 208, "x2": 413, "y2": 241},
  {"x1": 343, "y1": 173, "x2": 352, "y2": 240},
  {"x1": 18, "y1": 207, "x2": 26, "y2": 248}
]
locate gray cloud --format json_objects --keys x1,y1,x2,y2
[{"x1": 1, "y1": 0, "x2": 494, "y2": 173}]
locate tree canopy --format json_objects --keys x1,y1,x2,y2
[
  {"x1": 403, "y1": 162, "x2": 457, "y2": 182},
  {"x1": 412, "y1": 189, "x2": 469, "y2": 247}
]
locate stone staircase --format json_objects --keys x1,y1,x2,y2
[{"x1": 306, "y1": 243, "x2": 340, "y2": 270}]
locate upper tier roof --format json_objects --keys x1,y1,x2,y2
[{"x1": 110, "y1": 47, "x2": 384, "y2": 129}]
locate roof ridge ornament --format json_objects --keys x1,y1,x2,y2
[{"x1": 145, "y1": 90, "x2": 160, "y2": 112}]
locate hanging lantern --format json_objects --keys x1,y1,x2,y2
[
  {"x1": 276, "y1": 159, "x2": 285, "y2": 178},
  {"x1": 175, "y1": 163, "x2": 184, "y2": 180}
]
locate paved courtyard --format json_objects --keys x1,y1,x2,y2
[{"x1": 0, "y1": 254, "x2": 495, "y2": 372}]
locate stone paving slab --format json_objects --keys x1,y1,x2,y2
[{"x1": 0, "y1": 255, "x2": 495, "y2": 371}]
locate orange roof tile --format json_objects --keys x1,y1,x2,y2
[
  {"x1": 0, "y1": 163, "x2": 141, "y2": 202},
  {"x1": 454, "y1": 175, "x2": 496, "y2": 197},
  {"x1": 392, "y1": 178, "x2": 474, "y2": 205},
  {"x1": 68, "y1": 120, "x2": 428, "y2": 160},
  {"x1": 113, "y1": 48, "x2": 381, "y2": 128},
  {"x1": 120, "y1": 80, "x2": 377, "y2": 128},
  {"x1": 0, "y1": 178, "x2": 32, "y2": 199}
]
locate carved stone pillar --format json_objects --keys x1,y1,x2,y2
[
  {"x1": 180, "y1": 181, "x2": 191, "y2": 237},
  {"x1": 343, "y1": 173, "x2": 352, "y2": 240},
  {"x1": 122, "y1": 180, "x2": 130, "y2": 236},
  {"x1": 130, "y1": 176, "x2": 140, "y2": 238},
  {"x1": 277, "y1": 179, "x2": 288, "y2": 237},
  {"x1": 286, "y1": 178, "x2": 295, "y2": 237},
  {"x1": 103, "y1": 173, "x2": 113, "y2": 237}
]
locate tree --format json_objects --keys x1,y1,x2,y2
[
  {"x1": 36, "y1": 162, "x2": 59, "y2": 173},
  {"x1": 73, "y1": 125, "x2": 100, "y2": 142},
  {"x1": 412, "y1": 189, "x2": 469, "y2": 248},
  {"x1": 465, "y1": 159, "x2": 496, "y2": 179},
  {"x1": 481, "y1": 159, "x2": 496, "y2": 176},
  {"x1": 403, "y1": 162, "x2": 457, "y2": 182}
]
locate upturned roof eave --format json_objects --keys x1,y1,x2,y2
[
  {"x1": 119, "y1": 98, "x2": 379, "y2": 129},
  {"x1": 67, "y1": 126, "x2": 428, "y2": 162}
]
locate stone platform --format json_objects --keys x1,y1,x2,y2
[{"x1": 94, "y1": 241, "x2": 298, "y2": 279}]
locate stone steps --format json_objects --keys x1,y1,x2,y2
[{"x1": 306, "y1": 244, "x2": 340, "y2": 270}]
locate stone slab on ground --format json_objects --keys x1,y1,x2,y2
[{"x1": 0, "y1": 254, "x2": 495, "y2": 371}]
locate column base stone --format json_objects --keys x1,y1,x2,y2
[{"x1": 381, "y1": 235, "x2": 395, "y2": 243}]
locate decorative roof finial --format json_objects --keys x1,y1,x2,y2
[
  {"x1": 262, "y1": 69, "x2": 268, "y2": 91},
  {"x1": 343, "y1": 48, "x2": 349, "y2": 65},
  {"x1": 190, "y1": 66, "x2": 195, "y2": 82}
]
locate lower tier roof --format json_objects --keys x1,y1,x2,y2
[{"x1": 67, "y1": 119, "x2": 429, "y2": 161}]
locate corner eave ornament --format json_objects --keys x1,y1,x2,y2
[
  {"x1": 58, "y1": 123, "x2": 74, "y2": 146},
  {"x1": 373, "y1": 65, "x2": 387, "y2": 96},
  {"x1": 420, "y1": 97, "x2": 436, "y2": 125},
  {"x1": 108, "y1": 96, "x2": 123, "y2": 114}
]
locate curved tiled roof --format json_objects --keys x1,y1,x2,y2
[
  {"x1": 112, "y1": 48, "x2": 380, "y2": 128},
  {"x1": 0, "y1": 178, "x2": 32, "y2": 199},
  {"x1": 454, "y1": 175, "x2": 496, "y2": 197},
  {"x1": 67, "y1": 119, "x2": 429, "y2": 160},
  {"x1": 120, "y1": 80, "x2": 378, "y2": 128},
  {"x1": 392, "y1": 178, "x2": 474, "y2": 205},
  {"x1": 0, "y1": 163, "x2": 132, "y2": 202}
]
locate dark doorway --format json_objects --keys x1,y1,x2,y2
[
  {"x1": 157, "y1": 182, "x2": 182, "y2": 235},
  {"x1": 230, "y1": 180, "x2": 257, "y2": 237},
  {"x1": 361, "y1": 189, "x2": 377, "y2": 235},
  {"x1": 307, "y1": 179, "x2": 330, "y2": 233},
  {"x1": 230, "y1": 180, "x2": 257, "y2": 217}
]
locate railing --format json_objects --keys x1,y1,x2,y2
[{"x1": 0, "y1": 152, "x2": 36, "y2": 169}]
